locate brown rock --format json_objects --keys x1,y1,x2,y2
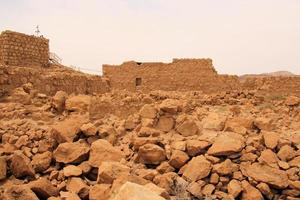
[
  {"x1": 65, "y1": 95, "x2": 91, "y2": 112},
  {"x1": 159, "y1": 99, "x2": 180, "y2": 114},
  {"x1": 256, "y1": 182, "x2": 273, "y2": 200},
  {"x1": 89, "y1": 184, "x2": 111, "y2": 200},
  {"x1": 63, "y1": 165, "x2": 83, "y2": 177},
  {"x1": 285, "y1": 96, "x2": 300, "y2": 106},
  {"x1": 263, "y1": 131, "x2": 279, "y2": 149},
  {"x1": 89, "y1": 139, "x2": 124, "y2": 167},
  {"x1": 242, "y1": 163, "x2": 288, "y2": 189},
  {"x1": 202, "y1": 112, "x2": 227, "y2": 131},
  {"x1": 289, "y1": 156, "x2": 300, "y2": 168},
  {"x1": 202, "y1": 184, "x2": 215, "y2": 196},
  {"x1": 213, "y1": 159, "x2": 237, "y2": 175},
  {"x1": 60, "y1": 191, "x2": 81, "y2": 200},
  {"x1": 51, "y1": 115, "x2": 87, "y2": 143},
  {"x1": 139, "y1": 104, "x2": 157, "y2": 119},
  {"x1": 0, "y1": 156, "x2": 7, "y2": 180},
  {"x1": 207, "y1": 132, "x2": 245, "y2": 156},
  {"x1": 138, "y1": 144, "x2": 166, "y2": 165},
  {"x1": 11, "y1": 151, "x2": 35, "y2": 178},
  {"x1": 97, "y1": 161, "x2": 130, "y2": 184},
  {"x1": 186, "y1": 140, "x2": 210, "y2": 157},
  {"x1": 254, "y1": 117, "x2": 274, "y2": 131},
  {"x1": 168, "y1": 150, "x2": 189, "y2": 169},
  {"x1": 29, "y1": 178, "x2": 59, "y2": 198},
  {"x1": 3, "y1": 185, "x2": 39, "y2": 200},
  {"x1": 80, "y1": 122, "x2": 97, "y2": 136},
  {"x1": 144, "y1": 182, "x2": 170, "y2": 199},
  {"x1": 153, "y1": 172, "x2": 177, "y2": 194},
  {"x1": 176, "y1": 118, "x2": 199, "y2": 136},
  {"x1": 155, "y1": 116, "x2": 174, "y2": 132},
  {"x1": 241, "y1": 180, "x2": 263, "y2": 200},
  {"x1": 111, "y1": 182, "x2": 165, "y2": 200},
  {"x1": 53, "y1": 142, "x2": 89, "y2": 164},
  {"x1": 257, "y1": 149, "x2": 278, "y2": 167},
  {"x1": 182, "y1": 155, "x2": 212, "y2": 182},
  {"x1": 187, "y1": 182, "x2": 202, "y2": 198},
  {"x1": 277, "y1": 145, "x2": 296, "y2": 161},
  {"x1": 51, "y1": 91, "x2": 68, "y2": 113},
  {"x1": 156, "y1": 162, "x2": 175, "y2": 174},
  {"x1": 66, "y1": 177, "x2": 89, "y2": 199},
  {"x1": 31, "y1": 151, "x2": 52, "y2": 173},
  {"x1": 227, "y1": 179, "x2": 242, "y2": 198}
]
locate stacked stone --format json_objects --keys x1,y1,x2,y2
[{"x1": 0, "y1": 30, "x2": 49, "y2": 67}]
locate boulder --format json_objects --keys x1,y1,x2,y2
[
  {"x1": 182, "y1": 155, "x2": 212, "y2": 182},
  {"x1": 202, "y1": 112, "x2": 227, "y2": 131},
  {"x1": 63, "y1": 165, "x2": 83, "y2": 177},
  {"x1": 0, "y1": 156, "x2": 7, "y2": 180},
  {"x1": 254, "y1": 117, "x2": 274, "y2": 131},
  {"x1": 242, "y1": 163, "x2": 288, "y2": 189},
  {"x1": 89, "y1": 184, "x2": 111, "y2": 200},
  {"x1": 11, "y1": 151, "x2": 35, "y2": 178},
  {"x1": 137, "y1": 144, "x2": 166, "y2": 165},
  {"x1": 241, "y1": 180, "x2": 263, "y2": 200},
  {"x1": 213, "y1": 159, "x2": 237, "y2": 175},
  {"x1": 277, "y1": 145, "x2": 296, "y2": 161},
  {"x1": 111, "y1": 182, "x2": 165, "y2": 200},
  {"x1": 29, "y1": 178, "x2": 59, "y2": 199},
  {"x1": 186, "y1": 140, "x2": 210, "y2": 156},
  {"x1": 168, "y1": 150, "x2": 189, "y2": 169},
  {"x1": 285, "y1": 96, "x2": 300, "y2": 106},
  {"x1": 289, "y1": 156, "x2": 300, "y2": 168},
  {"x1": 3, "y1": 185, "x2": 39, "y2": 200},
  {"x1": 97, "y1": 161, "x2": 130, "y2": 184},
  {"x1": 159, "y1": 99, "x2": 180, "y2": 114},
  {"x1": 207, "y1": 132, "x2": 245, "y2": 156},
  {"x1": 65, "y1": 95, "x2": 91, "y2": 112},
  {"x1": 66, "y1": 177, "x2": 89, "y2": 199},
  {"x1": 89, "y1": 139, "x2": 124, "y2": 167},
  {"x1": 176, "y1": 118, "x2": 199, "y2": 137},
  {"x1": 53, "y1": 142, "x2": 89, "y2": 164},
  {"x1": 262, "y1": 131, "x2": 279, "y2": 149},
  {"x1": 31, "y1": 151, "x2": 52, "y2": 173},
  {"x1": 80, "y1": 122, "x2": 97, "y2": 136},
  {"x1": 155, "y1": 116, "x2": 174, "y2": 132},
  {"x1": 51, "y1": 91, "x2": 68, "y2": 113},
  {"x1": 139, "y1": 104, "x2": 157, "y2": 119},
  {"x1": 227, "y1": 179, "x2": 242, "y2": 198}
]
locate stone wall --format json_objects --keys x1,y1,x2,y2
[
  {"x1": 0, "y1": 64, "x2": 110, "y2": 96},
  {"x1": 0, "y1": 30, "x2": 49, "y2": 67},
  {"x1": 103, "y1": 58, "x2": 241, "y2": 93}
]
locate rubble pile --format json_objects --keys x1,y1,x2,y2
[{"x1": 0, "y1": 85, "x2": 300, "y2": 200}]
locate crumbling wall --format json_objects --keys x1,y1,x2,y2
[
  {"x1": 242, "y1": 76, "x2": 300, "y2": 97},
  {"x1": 0, "y1": 30, "x2": 49, "y2": 67},
  {"x1": 103, "y1": 58, "x2": 241, "y2": 93},
  {"x1": 0, "y1": 65, "x2": 110, "y2": 96}
]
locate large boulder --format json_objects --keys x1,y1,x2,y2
[
  {"x1": 65, "y1": 95, "x2": 91, "y2": 112},
  {"x1": 31, "y1": 151, "x2": 52, "y2": 173},
  {"x1": 207, "y1": 132, "x2": 245, "y2": 156},
  {"x1": 182, "y1": 155, "x2": 212, "y2": 182},
  {"x1": 89, "y1": 139, "x2": 124, "y2": 167},
  {"x1": 3, "y1": 185, "x2": 39, "y2": 200},
  {"x1": 241, "y1": 180, "x2": 263, "y2": 200},
  {"x1": 97, "y1": 161, "x2": 130, "y2": 184},
  {"x1": 51, "y1": 91, "x2": 68, "y2": 113},
  {"x1": 29, "y1": 178, "x2": 59, "y2": 199},
  {"x1": 11, "y1": 151, "x2": 35, "y2": 178},
  {"x1": 53, "y1": 142, "x2": 89, "y2": 164},
  {"x1": 137, "y1": 144, "x2": 166, "y2": 165}
]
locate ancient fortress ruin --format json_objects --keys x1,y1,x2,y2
[{"x1": 0, "y1": 30, "x2": 300, "y2": 96}]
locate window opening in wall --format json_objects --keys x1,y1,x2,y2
[
  {"x1": 136, "y1": 62, "x2": 142, "y2": 65},
  {"x1": 136, "y1": 78, "x2": 142, "y2": 86}
]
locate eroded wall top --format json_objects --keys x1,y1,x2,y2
[{"x1": 0, "y1": 30, "x2": 49, "y2": 67}]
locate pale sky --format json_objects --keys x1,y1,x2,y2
[{"x1": 1, "y1": 0, "x2": 299, "y2": 75}]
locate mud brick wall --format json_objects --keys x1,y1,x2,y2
[
  {"x1": 0, "y1": 30, "x2": 49, "y2": 67},
  {"x1": 103, "y1": 58, "x2": 241, "y2": 93}
]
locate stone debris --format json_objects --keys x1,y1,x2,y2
[{"x1": 0, "y1": 68, "x2": 300, "y2": 199}]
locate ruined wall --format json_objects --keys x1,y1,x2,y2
[
  {"x1": 103, "y1": 58, "x2": 241, "y2": 93},
  {"x1": 242, "y1": 76, "x2": 300, "y2": 97},
  {"x1": 0, "y1": 30, "x2": 49, "y2": 67},
  {"x1": 0, "y1": 64, "x2": 110, "y2": 96}
]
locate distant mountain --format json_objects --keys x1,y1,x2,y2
[{"x1": 240, "y1": 71, "x2": 297, "y2": 80}]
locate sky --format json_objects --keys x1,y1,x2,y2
[{"x1": 1, "y1": 0, "x2": 299, "y2": 75}]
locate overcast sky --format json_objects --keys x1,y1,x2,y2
[{"x1": 1, "y1": 0, "x2": 299, "y2": 75}]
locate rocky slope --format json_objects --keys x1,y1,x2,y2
[{"x1": 0, "y1": 85, "x2": 300, "y2": 199}]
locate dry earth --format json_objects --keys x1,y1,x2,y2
[{"x1": 1, "y1": 82, "x2": 300, "y2": 200}]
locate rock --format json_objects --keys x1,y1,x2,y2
[
  {"x1": 168, "y1": 150, "x2": 189, "y2": 169},
  {"x1": 3, "y1": 185, "x2": 39, "y2": 200},
  {"x1": 256, "y1": 182, "x2": 273, "y2": 200},
  {"x1": 139, "y1": 104, "x2": 157, "y2": 119},
  {"x1": 31, "y1": 151, "x2": 52, "y2": 173},
  {"x1": 289, "y1": 156, "x2": 300, "y2": 168},
  {"x1": 89, "y1": 184, "x2": 111, "y2": 200},
  {"x1": 285, "y1": 96, "x2": 300, "y2": 106},
  {"x1": 0, "y1": 156, "x2": 7, "y2": 180},
  {"x1": 63, "y1": 165, "x2": 83, "y2": 177},
  {"x1": 51, "y1": 115, "x2": 87, "y2": 143},
  {"x1": 241, "y1": 180, "x2": 263, "y2": 200},
  {"x1": 207, "y1": 132, "x2": 245, "y2": 156},
  {"x1": 137, "y1": 144, "x2": 166, "y2": 165},
  {"x1": 144, "y1": 183, "x2": 170, "y2": 199},
  {"x1": 202, "y1": 184, "x2": 215, "y2": 196},
  {"x1": 202, "y1": 112, "x2": 227, "y2": 131},
  {"x1": 176, "y1": 117, "x2": 199, "y2": 136},
  {"x1": 111, "y1": 182, "x2": 165, "y2": 200},
  {"x1": 263, "y1": 131, "x2": 279, "y2": 149},
  {"x1": 153, "y1": 172, "x2": 177, "y2": 194},
  {"x1": 97, "y1": 161, "x2": 130, "y2": 184},
  {"x1": 209, "y1": 173, "x2": 219, "y2": 184},
  {"x1": 135, "y1": 169, "x2": 158, "y2": 181},
  {"x1": 186, "y1": 140, "x2": 210, "y2": 156},
  {"x1": 227, "y1": 179, "x2": 242, "y2": 198},
  {"x1": 80, "y1": 122, "x2": 97, "y2": 136},
  {"x1": 213, "y1": 159, "x2": 237, "y2": 175},
  {"x1": 254, "y1": 117, "x2": 274, "y2": 131},
  {"x1": 257, "y1": 149, "x2": 278, "y2": 167},
  {"x1": 60, "y1": 191, "x2": 81, "y2": 200},
  {"x1": 66, "y1": 177, "x2": 89, "y2": 199},
  {"x1": 242, "y1": 163, "x2": 288, "y2": 189},
  {"x1": 156, "y1": 162, "x2": 175, "y2": 174},
  {"x1": 29, "y1": 178, "x2": 59, "y2": 198},
  {"x1": 182, "y1": 155, "x2": 212, "y2": 182},
  {"x1": 53, "y1": 142, "x2": 89, "y2": 164},
  {"x1": 277, "y1": 145, "x2": 296, "y2": 161},
  {"x1": 89, "y1": 139, "x2": 124, "y2": 167},
  {"x1": 155, "y1": 116, "x2": 174, "y2": 132},
  {"x1": 51, "y1": 91, "x2": 68, "y2": 112},
  {"x1": 289, "y1": 180, "x2": 300, "y2": 190},
  {"x1": 186, "y1": 182, "x2": 202, "y2": 199},
  {"x1": 11, "y1": 151, "x2": 35, "y2": 178},
  {"x1": 65, "y1": 95, "x2": 91, "y2": 112},
  {"x1": 159, "y1": 99, "x2": 180, "y2": 114}
]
